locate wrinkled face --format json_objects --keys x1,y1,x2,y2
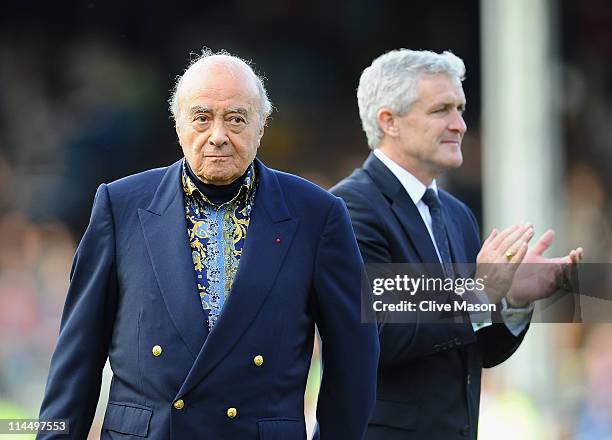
[
  {"x1": 175, "y1": 59, "x2": 264, "y2": 185},
  {"x1": 391, "y1": 73, "x2": 467, "y2": 181}
]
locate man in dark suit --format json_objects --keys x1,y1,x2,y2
[
  {"x1": 38, "y1": 50, "x2": 379, "y2": 439},
  {"x1": 331, "y1": 49, "x2": 582, "y2": 439}
]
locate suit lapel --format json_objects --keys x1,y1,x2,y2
[
  {"x1": 439, "y1": 193, "x2": 474, "y2": 325},
  {"x1": 364, "y1": 154, "x2": 440, "y2": 265},
  {"x1": 440, "y1": 198, "x2": 467, "y2": 263},
  {"x1": 138, "y1": 160, "x2": 208, "y2": 360},
  {"x1": 391, "y1": 198, "x2": 441, "y2": 264},
  {"x1": 177, "y1": 159, "x2": 297, "y2": 397}
]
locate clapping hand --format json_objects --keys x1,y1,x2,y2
[
  {"x1": 506, "y1": 230, "x2": 583, "y2": 307},
  {"x1": 476, "y1": 224, "x2": 535, "y2": 304}
]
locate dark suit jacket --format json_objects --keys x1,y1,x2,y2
[
  {"x1": 38, "y1": 158, "x2": 379, "y2": 440},
  {"x1": 331, "y1": 153, "x2": 527, "y2": 440}
]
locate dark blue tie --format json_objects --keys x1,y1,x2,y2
[{"x1": 421, "y1": 188, "x2": 453, "y2": 277}]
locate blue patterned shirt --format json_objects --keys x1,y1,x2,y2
[{"x1": 181, "y1": 160, "x2": 257, "y2": 330}]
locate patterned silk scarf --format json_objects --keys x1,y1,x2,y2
[{"x1": 181, "y1": 161, "x2": 257, "y2": 330}]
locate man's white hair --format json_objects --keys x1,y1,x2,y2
[
  {"x1": 357, "y1": 49, "x2": 466, "y2": 149},
  {"x1": 168, "y1": 48, "x2": 273, "y2": 127}
]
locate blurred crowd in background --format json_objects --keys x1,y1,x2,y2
[{"x1": 1, "y1": 1, "x2": 611, "y2": 438}]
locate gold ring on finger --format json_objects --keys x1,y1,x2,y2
[{"x1": 504, "y1": 251, "x2": 514, "y2": 262}]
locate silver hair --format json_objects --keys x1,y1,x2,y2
[
  {"x1": 357, "y1": 49, "x2": 466, "y2": 149},
  {"x1": 168, "y1": 48, "x2": 273, "y2": 127}
]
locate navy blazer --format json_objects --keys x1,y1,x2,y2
[
  {"x1": 38, "y1": 158, "x2": 379, "y2": 440},
  {"x1": 331, "y1": 154, "x2": 527, "y2": 440}
]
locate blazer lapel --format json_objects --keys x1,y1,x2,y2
[
  {"x1": 364, "y1": 154, "x2": 440, "y2": 265},
  {"x1": 177, "y1": 159, "x2": 297, "y2": 397},
  {"x1": 440, "y1": 198, "x2": 474, "y2": 284},
  {"x1": 391, "y1": 198, "x2": 441, "y2": 264},
  {"x1": 441, "y1": 200, "x2": 467, "y2": 263},
  {"x1": 138, "y1": 159, "x2": 208, "y2": 360}
]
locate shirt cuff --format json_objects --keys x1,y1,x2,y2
[
  {"x1": 500, "y1": 297, "x2": 534, "y2": 336},
  {"x1": 467, "y1": 289, "x2": 493, "y2": 332}
]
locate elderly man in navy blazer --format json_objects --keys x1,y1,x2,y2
[
  {"x1": 38, "y1": 50, "x2": 379, "y2": 439},
  {"x1": 331, "y1": 49, "x2": 582, "y2": 439}
]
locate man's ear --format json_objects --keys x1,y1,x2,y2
[
  {"x1": 377, "y1": 108, "x2": 399, "y2": 137},
  {"x1": 257, "y1": 122, "x2": 265, "y2": 149}
]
